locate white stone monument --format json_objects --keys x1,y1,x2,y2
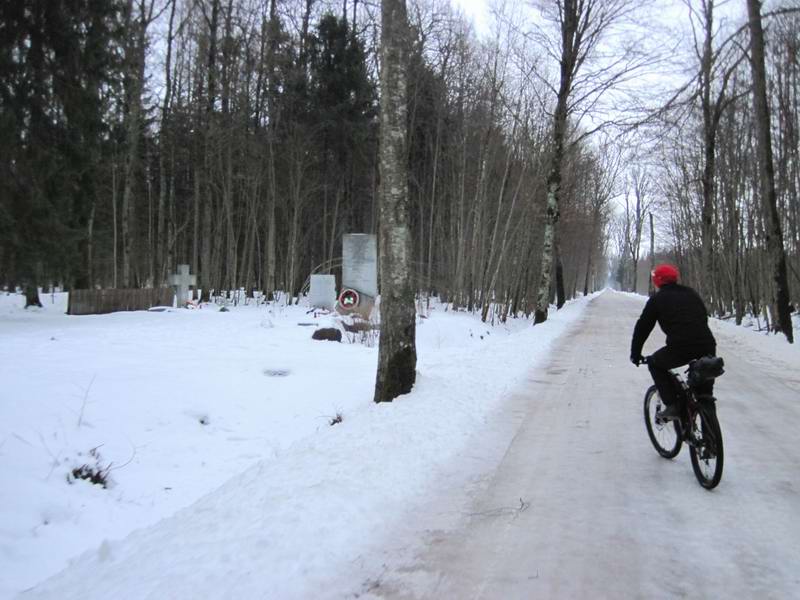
[
  {"x1": 339, "y1": 234, "x2": 377, "y2": 318},
  {"x1": 168, "y1": 264, "x2": 197, "y2": 307},
  {"x1": 342, "y1": 234, "x2": 377, "y2": 298},
  {"x1": 309, "y1": 274, "x2": 336, "y2": 310}
]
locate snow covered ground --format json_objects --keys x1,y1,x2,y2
[
  {"x1": 0, "y1": 293, "x2": 800, "y2": 599},
  {"x1": 0, "y1": 291, "x2": 592, "y2": 598}
]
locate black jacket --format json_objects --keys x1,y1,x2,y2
[{"x1": 631, "y1": 283, "x2": 716, "y2": 358}]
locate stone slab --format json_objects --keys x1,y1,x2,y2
[
  {"x1": 342, "y1": 234, "x2": 377, "y2": 298},
  {"x1": 309, "y1": 274, "x2": 336, "y2": 310}
]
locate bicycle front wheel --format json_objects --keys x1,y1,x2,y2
[
  {"x1": 689, "y1": 401, "x2": 724, "y2": 489},
  {"x1": 644, "y1": 385, "x2": 682, "y2": 459}
]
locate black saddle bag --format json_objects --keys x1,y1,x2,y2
[{"x1": 688, "y1": 356, "x2": 725, "y2": 387}]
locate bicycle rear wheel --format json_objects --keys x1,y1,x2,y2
[
  {"x1": 644, "y1": 385, "x2": 682, "y2": 458},
  {"x1": 689, "y1": 401, "x2": 724, "y2": 489}
]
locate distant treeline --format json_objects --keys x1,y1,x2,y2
[{"x1": 2, "y1": 0, "x2": 797, "y2": 335}]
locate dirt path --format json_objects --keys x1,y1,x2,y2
[{"x1": 368, "y1": 291, "x2": 800, "y2": 599}]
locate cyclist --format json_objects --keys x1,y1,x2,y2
[{"x1": 630, "y1": 264, "x2": 716, "y2": 420}]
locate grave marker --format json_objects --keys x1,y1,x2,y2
[
  {"x1": 342, "y1": 234, "x2": 377, "y2": 297},
  {"x1": 309, "y1": 274, "x2": 336, "y2": 310},
  {"x1": 168, "y1": 264, "x2": 197, "y2": 307},
  {"x1": 340, "y1": 234, "x2": 377, "y2": 318}
]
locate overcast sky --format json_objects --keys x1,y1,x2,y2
[
  {"x1": 451, "y1": 0, "x2": 491, "y2": 34},
  {"x1": 448, "y1": 0, "x2": 751, "y2": 39}
]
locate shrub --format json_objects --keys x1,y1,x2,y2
[{"x1": 68, "y1": 447, "x2": 112, "y2": 488}]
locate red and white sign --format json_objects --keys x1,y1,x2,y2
[{"x1": 338, "y1": 288, "x2": 360, "y2": 310}]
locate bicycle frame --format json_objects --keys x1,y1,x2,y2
[
  {"x1": 667, "y1": 371, "x2": 711, "y2": 445},
  {"x1": 642, "y1": 356, "x2": 724, "y2": 489}
]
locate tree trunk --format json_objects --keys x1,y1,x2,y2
[
  {"x1": 112, "y1": 161, "x2": 119, "y2": 288},
  {"x1": 85, "y1": 202, "x2": 95, "y2": 288},
  {"x1": 534, "y1": 139, "x2": 565, "y2": 323},
  {"x1": 201, "y1": 0, "x2": 220, "y2": 299},
  {"x1": 699, "y1": 0, "x2": 716, "y2": 307},
  {"x1": 648, "y1": 211, "x2": 655, "y2": 295},
  {"x1": 426, "y1": 115, "x2": 442, "y2": 296},
  {"x1": 24, "y1": 284, "x2": 42, "y2": 308},
  {"x1": 201, "y1": 169, "x2": 213, "y2": 298},
  {"x1": 534, "y1": 0, "x2": 578, "y2": 324},
  {"x1": 224, "y1": 145, "x2": 236, "y2": 289},
  {"x1": 263, "y1": 0, "x2": 279, "y2": 299},
  {"x1": 453, "y1": 136, "x2": 468, "y2": 307},
  {"x1": 157, "y1": 0, "x2": 176, "y2": 285},
  {"x1": 554, "y1": 230, "x2": 566, "y2": 309},
  {"x1": 374, "y1": 0, "x2": 416, "y2": 403},
  {"x1": 583, "y1": 204, "x2": 601, "y2": 296},
  {"x1": 264, "y1": 151, "x2": 277, "y2": 298},
  {"x1": 121, "y1": 0, "x2": 147, "y2": 288},
  {"x1": 746, "y1": 0, "x2": 794, "y2": 343},
  {"x1": 193, "y1": 168, "x2": 200, "y2": 286},
  {"x1": 327, "y1": 184, "x2": 342, "y2": 274}
]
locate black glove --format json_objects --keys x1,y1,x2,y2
[{"x1": 630, "y1": 353, "x2": 643, "y2": 366}]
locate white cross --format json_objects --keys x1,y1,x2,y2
[{"x1": 168, "y1": 264, "x2": 197, "y2": 307}]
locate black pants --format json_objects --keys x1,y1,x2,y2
[{"x1": 648, "y1": 345, "x2": 715, "y2": 406}]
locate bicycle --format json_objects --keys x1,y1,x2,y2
[{"x1": 640, "y1": 355, "x2": 725, "y2": 489}]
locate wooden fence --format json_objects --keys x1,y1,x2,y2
[{"x1": 67, "y1": 288, "x2": 174, "y2": 315}]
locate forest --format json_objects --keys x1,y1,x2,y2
[{"x1": 0, "y1": 0, "x2": 798, "y2": 339}]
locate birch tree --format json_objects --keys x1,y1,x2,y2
[
  {"x1": 531, "y1": 0, "x2": 645, "y2": 323},
  {"x1": 374, "y1": 0, "x2": 417, "y2": 403}
]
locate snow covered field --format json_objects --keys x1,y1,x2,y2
[{"x1": 1, "y1": 291, "x2": 592, "y2": 598}]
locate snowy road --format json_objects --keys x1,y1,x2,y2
[{"x1": 368, "y1": 292, "x2": 800, "y2": 599}]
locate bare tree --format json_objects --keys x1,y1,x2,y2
[
  {"x1": 689, "y1": 0, "x2": 746, "y2": 307},
  {"x1": 530, "y1": 0, "x2": 645, "y2": 323},
  {"x1": 648, "y1": 211, "x2": 655, "y2": 295},
  {"x1": 624, "y1": 168, "x2": 652, "y2": 293},
  {"x1": 746, "y1": 0, "x2": 794, "y2": 343},
  {"x1": 374, "y1": 0, "x2": 417, "y2": 403}
]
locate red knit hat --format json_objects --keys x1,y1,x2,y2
[{"x1": 652, "y1": 264, "x2": 679, "y2": 288}]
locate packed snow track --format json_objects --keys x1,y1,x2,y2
[{"x1": 366, "y1": 291, "x2": 800, "y2": 599}]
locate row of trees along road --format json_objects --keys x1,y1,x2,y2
[
  {"x1": 1, "y1": 0, "x2": 797, "y2": 348},
  {"x1": 608, "y1": 0, "x2": 798, "y2": 344}
]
